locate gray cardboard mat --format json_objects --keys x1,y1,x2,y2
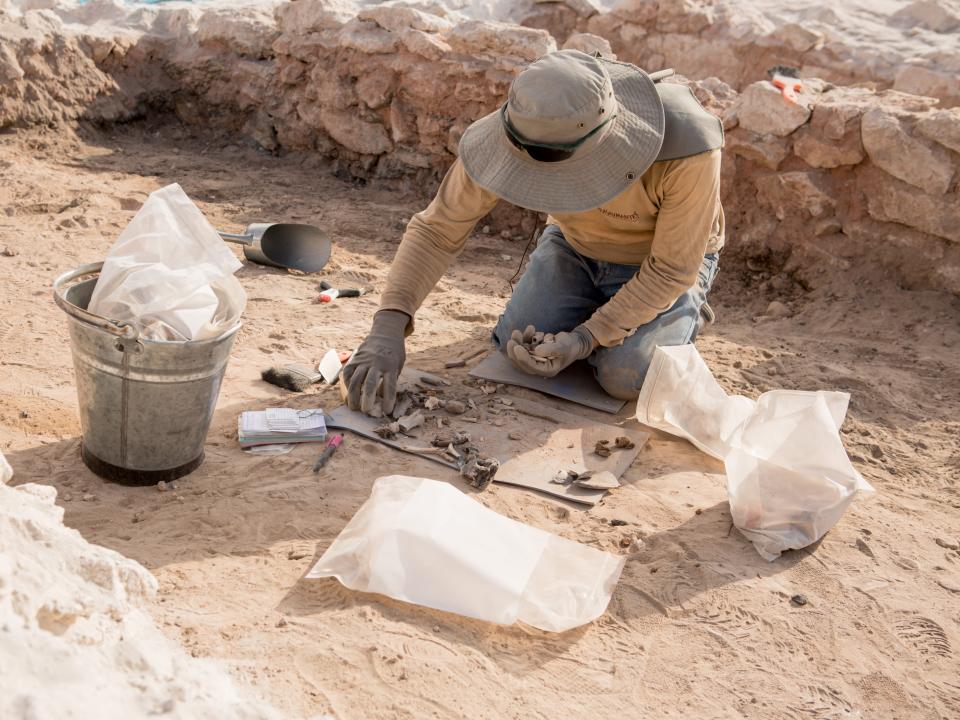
[{"x1": 469, "y1": 352, "x2": 626, "y2": 414}]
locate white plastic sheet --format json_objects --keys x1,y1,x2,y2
[
  {"x1": 88, "y1": 183, "x2": 245, "y2": 341},
  {"x1": 637, "y1": 345, "x2": 874, "y2": 560},
  {"x1": 307, "y1": 476, "x2": 625, "y2": 632},
  {"x1": 0, "y1": 451, "x2": 11, "y2": 484}
]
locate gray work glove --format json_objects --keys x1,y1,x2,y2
[
  {"x1": 342, "y1": 309, "x2": 409, "y2": 416},
  {"x1": 506, "y1": 324, "x2": 598, "y2": 378}
]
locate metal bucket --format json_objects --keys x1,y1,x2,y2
[{"x1": 53, "y1": 263, "x2": 241, "y2": 485}]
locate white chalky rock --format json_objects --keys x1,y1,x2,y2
[{"x1": 0, "y1": 452, "x2": 280, "y2": 720}]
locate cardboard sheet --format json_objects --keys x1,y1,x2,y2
[
  {"x1": 469, "y1": 352, "x2": 626, "y2": 414},
  {"x1": 326, "y1": 392, "x2": 649, "y2": 506},
  {"x1": 493, "y1": 397, "x2": 648, "y2": 505}
]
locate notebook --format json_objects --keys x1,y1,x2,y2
[{"x1": 238, "y1": 408, "x2": 327, "y2": 447}]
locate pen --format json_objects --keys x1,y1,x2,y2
[{"x1": 313, "y1": 433, "x2": 343, "y2": 473}]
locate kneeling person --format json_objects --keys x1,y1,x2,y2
[{"x1": 344, "y1": 50, "x2": 724, "y2": 415}]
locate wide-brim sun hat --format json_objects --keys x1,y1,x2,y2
[{"x1": 458, "y1": 50, "x2": 665, "y2": 215}]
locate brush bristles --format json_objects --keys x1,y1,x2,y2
[{"x1": 261, "y1": 367, "x2": 312, "y2": 392}]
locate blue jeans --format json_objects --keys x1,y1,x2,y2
[{"x1": 492, "y1": 226, "x2": 719, "y2": 400}]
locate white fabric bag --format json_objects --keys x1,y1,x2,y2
[
  {"x1": 88, "y1": 183, "x2": 245, "y2": 341},
  {"x1": 637, "y1": 345, "x2": 874, "y2": 560},
  {"x1": 307, "y1": 476, "x2": 625, "y2": 632}
]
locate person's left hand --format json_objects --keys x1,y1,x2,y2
[{"x1": 506, "y1": 324, "x2": 597, "y2": 378}]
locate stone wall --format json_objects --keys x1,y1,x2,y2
[
  {"x1": 526, "y1": 0, "x2": 960, "y2": 108},
  {"x1": 0, "y1": 0, "x2": 958, "y2": 295}
]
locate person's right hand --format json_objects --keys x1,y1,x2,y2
[{"x1": 342, "y1": 309, "x2": 409, "y2": 416}]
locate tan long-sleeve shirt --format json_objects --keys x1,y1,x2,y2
[{"x1": 380, "y1": 149, "x2": 724, "y2": 347}]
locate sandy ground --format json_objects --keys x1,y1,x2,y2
[{"x1": 1, "y1": 119, "x2": 959, "y2": 719}]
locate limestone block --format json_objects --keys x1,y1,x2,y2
[
  {"x1": 917, "y1": 108, "x2": 960, "y2": 154},
  {"x1": 196, "y1": 8, "x2": 278, "y2": 59},
  {"x1": 310, "y1": 67, "x2": 356, "y2": 109},
  {"x1": 0, "y1": 42, "x2": 23, "y2": 82},
  {"x1": 656, "y1": 0, "x2": 715, "y2": 33},
  {"x1": 357, "y1": 5, "x2": 452, "y2": 33},
  {"x1": 320, "y1": 108, "x2": 393, "y2": 155},
  {"x1": 399, "y1": 27, "x2": 452, "y2": 61},
  {"x1": 755, "y1": 171, "x2": 835, "y2": 219},
  {"x1": 447, "y1": 20, "x2": 556, "y2": 61},
  {"x1": 891, "y1": 0, "x2": 960, "y2": 33},
  {"x1": 764, "y1": 22, "x2": 824, "y2": 53},
  {"x1": 355, "y1": 72, "x2": 395, "y2": 109},
  {"x1": 562, "y1": 32, "x2": 615, "y2": 58},
  {"x1": 866, "y1": 175, "x2": 960, "y2": 243},
  {"x1": 794, "y1": 132, "x2": 864, "y2": 168},
  {"x1": 809, "y1": 87, "x2": 875, "y2": 140},
  {"x1": 646, "y1": 34, "x2": 742, "y2": 86},
  {"x1": 861, "y1": 108, "x2": 955, "y2": 195},
  {"x1": 609, "y1": 0, "x2": 658, "y2": 24},
  {"x1": 389, "y1": 97, "x2": 418, "y2": 144},
  {"x1": 540, "y1": 0, "x2": 605, "y2": 18},
  {"x1": 894, "y1": 65, "x2": 960, "y2": 103},
  {"x1": 278, "y1": 60, "x2": 306, "y2": 85},
  {"x1": 737, "y1": 81, "x2": 812, "y2": 137},
  {"x1": 274, "y1": 0, "x2": 354, "y2": 33},
  {"x1": 725, "y1": 128, "x2": 791, "y2": 170},
  {"x1": 338, "y1": 19, "x2": 399, "y2": 54}
]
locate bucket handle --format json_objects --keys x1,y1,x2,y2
[{"x1": 53, "y1": 262, "x2": 139, "y2": 341}]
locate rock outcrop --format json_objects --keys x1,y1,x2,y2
[{"x1": 0, "y1": 451, "x2": 281, "y2": 720}]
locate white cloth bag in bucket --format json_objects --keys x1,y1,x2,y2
[
  {"x1": 88, "y1": 183, "x2": 245, "y2": 342},
  {"x1": 307, "y1": 476, "x2": 625, "y2": 632},
  {"x1": 637, "y1": 345, "x2": 874, "y2": 560}
]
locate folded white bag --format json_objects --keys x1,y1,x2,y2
[
  {"x1": 1, "y1": 450, "x2": 11, "y2": 484},
  {"x1": 637, "y1": 345, "x2": 874, "y2": 560},
  {"x1": 88, "y1": 183, "x2": 245, "y2": 342},
  {"x1": 307, "y1": 476, "x2": 625, "y2": 632}
]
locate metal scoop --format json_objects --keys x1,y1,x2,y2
[{"x1": 219, "y1": 223, "x2": 332, "y2": 273}]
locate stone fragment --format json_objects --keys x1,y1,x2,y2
[
  {"x1": 866, "y1": 177, "x2": 960, "y2": 244},
  {"x1": 766, "y1": 22, "x2": 824, "y2": 52},
  {"x1": 609, "y1": 0, "x2": 659, "y2": 24},
  {"x1": 274, "y1": 0, "x2": 356, "y2": 33},
  {"x1": 355, "y1": 72, "x2": 394, "y2": 109},
  {"x1": 561, "y1": 32, "x2": 615, "y2": 59},
  {"x1": 444, "y1": 400, "x2": 466, "y2": 415},
  {"x1": 916, "y1": 108, "x2": 960, "y2": 153},
  {"x1": 447, "y1": 20, "x2": 556, "y2": 62},
  {"x1": 764, "y1": 301, "x2": 792, "y2": 319},
  {"x1": 575, "y1": 471, "x2": 621, "y2": 490},
  {"x1": 537, "y1": 0, "x2": 604, "y2": 17},
  {"x1": 894, "y1": 65, "x2": 960, "y2": 103},
  {"x1": 320, "y1": 108, "x2": 393, "y2": 155},
  {"x1": 755, "y1": 171, "x2": 835, "y2": 219},
  {"x1": 656, "y1": 0, "x2": 715, "y2": 33},
  {"x1": 399, "y1": 28, "x2": 452, "y2": 60},
  {"x1": 737, "y1": 81, "x2": 812, "y2": 137},
  {"x1": 196, "y1": 8, "x2": 278, "y2": 58},
  {"x1": 725, "y1": 129, "x2": 790, "y2": 170},
  {"x1": 793, "y1": 132, "x2": 864, "y2": 169},
  {"x1": 861, "y1": 108, "x2": 955, "y2": 195},
  {"x1": 357, "y1": 5, "x2": 452, "y2": 33},
  {"x1": 891, "y1": 0, "x2": 960, "y2": 33},
  {"x1": 338, "y1": 19, "x2": 398, "y2": 54}
]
